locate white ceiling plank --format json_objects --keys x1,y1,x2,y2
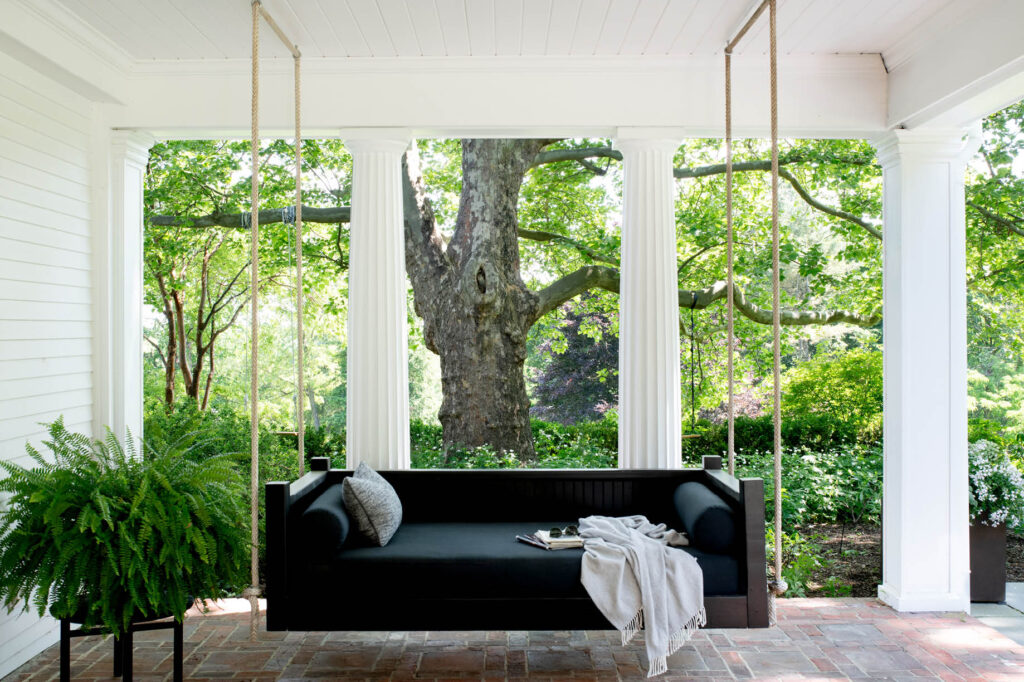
[
  {"x1": 162, "y1": 0, "x2": 232, "y2": 58},
  {"x1": 141, "y1": 0, "x2": 227, "y2": 58},
  {"x1": 812, "y1": 0, "x2": 893, "y2": 53},
  {"x1": 348, "y1": 0, "x2": 398, "y2": 56},
  {"x1": 868, "y1": 0, "x2": 940, "y2": 56},
  {"x1": 520, "y1": 0, "x2": 551, "y2": 56},
  {"x1": 311, "y1": 0, "x2": 370, "y2": 57},
  {"x1": 464, "y1": 0, "x2": 496, "y2": 55},
  {"x1": 436, "y1": 0, "x2": 472, "y2": 56},
  {"x1": 570, "y1": 0, "x2": 611, "y2": 56},
  {"x1": 404, "y1": 0, "x2": 447, "y2": 56},
  {"x1": 168, "y1": 0, "x2": 265, "y2": 59},
  {"x1": 377, "y1": 0, "x2": 422, "y2": 57},
  {"x1": 58, "y1": 1, "x2": 142, "y2": 58},
  {"x1": 760, "y1": 0, "x2": 841, "y2": 56},
  {"x1": 280, "y1": 0, "x2": 339, "y2": 58},
  {"x1": 544, "y1": 0, "x2": 581, "y2": 55},
  {"x1": 493, "y1": 0, "x2": 524, "y2": 56},
  {"x1": 672, "y1": 0, "x2": 736, "y2": 55},
  {"x1": 594, "y1": 0, "x2": 640, "y2": 55},
  {"x1": 619, "y1": 0, "x2": 668, "y2": 55},
  {"x1": 644, "y1": 0, "x2": 698, "y2": 56},
  {"x1": 106, "y1": 0, "x2": 194, "y2": 59}
]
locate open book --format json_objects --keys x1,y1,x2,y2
[{"x1": 516, "y1": 530, "x2": 583, "y2": 550}]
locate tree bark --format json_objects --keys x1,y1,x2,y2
[{"x1": 403, "y1": 140, "x2": 545, "y2": 459}]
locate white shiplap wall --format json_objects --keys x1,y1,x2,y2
[{"x1": 0, "y1": 47, "x2": 94, "y2": 678}]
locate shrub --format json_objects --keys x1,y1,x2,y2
[
  {"x1": 680, "y1": 413, "x2": 864, "y2": 462},
  {"x1": 782, "y1": 347, "x2": 882, "y2": 439}
]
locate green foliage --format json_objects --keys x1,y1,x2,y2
[
  {"x1": 680, "y1": 413, "x2": 864, "y2": 462},
  {"x1": 969, "y1": 440, "x2": 1024, "y2": 531},
  {"x1": 969, "y1": 417, "x2": 1008, "y2": 445},
  {"x1": 728, "y1": 444, "x2": 882, "y2": 529},
  {"x1": 782, "y1": 347, "x2": 882, "y2": 437},
  {"x1": 0, "y1": 419, "x2": 249, "y2": 636},
  {"x1": 766, "y1": 528, "x2": 825, "y2": 598},
  {"x1": 821, "y1": 575, "x2": 853, "y2": 598},
  {"x1": 409, "y1": 419, "x2": 617, "y2": 469}
]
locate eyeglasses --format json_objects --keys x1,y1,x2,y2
[{"x1": 549, "y1": 525, "x2": 579, "y2": 538}]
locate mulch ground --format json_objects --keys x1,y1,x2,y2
[{"x1": 799, "y1": 523, "x2": 1024, "y2": 598}]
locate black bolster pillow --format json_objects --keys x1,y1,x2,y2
[
  {"x1": 674, "y1": 481, "x2": 736, "y2": 554},
  {"x1": 300, "y1": 484, "x2": 350, "y2": 558}
]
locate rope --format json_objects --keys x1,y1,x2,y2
[
  {"x1": 768, "y1": 0, "x2": 787, "y2": 608},
  {"x1": 247, "y1": 0, "x2": 261, "y2": 641},
  {"x1": 294, "y1": 54, "x2": 305, "y2": 477},
  {"x1": 724, "y1": 50, "x2": 735, "y2": 477},
  {"x1": 723, "y1": 0, "x2": 787, "y2": 618}
]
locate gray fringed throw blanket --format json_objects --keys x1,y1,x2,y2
[{"x1": 579, "y1": 515, "x2": 706, "y2": 677}]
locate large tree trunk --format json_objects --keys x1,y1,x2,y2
[{"x1": 404, "y1": 139, "x2": 544, "y2": 459}]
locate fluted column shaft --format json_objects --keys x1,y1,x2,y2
[
  {"x1": 345, "y1": 137, "x2": 411, "y2": 470},
  {"x1": 616, "y1": 137, "x2": 682, "y2": 469}
]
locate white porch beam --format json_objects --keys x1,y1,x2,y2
[
  {"x1": 873, "y1": 127, "x2": 980, "y2": 613},
  {"x1": 92, "y1": 129, "x2": 153, "y2": 448},
  {"x1": 616, "y1": 132, "x2": 682, "y2": 470},
  {"x1": 105, "y1": 54, "x2": 886, "y2": 140},
  {"x1": 887, "y1": 0, "x2": 1024, "y2": 129},
  {"x1": 345, "y1": 133, "x2": 412, "y2": 470}
]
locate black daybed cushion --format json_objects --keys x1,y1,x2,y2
[
  {"x1": 303, "y1": 521, "x2": 741, "y2": 598},
  {"x1": 300, "y1": 484, "x2": 350, "y2": 558},
  {"x1": 674, "y1": 481, "x2": 736, "y2": 554}
]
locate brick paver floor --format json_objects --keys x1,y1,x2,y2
[{"x1": 4, "y1": 598, "x2": 1024, "y2": 681}]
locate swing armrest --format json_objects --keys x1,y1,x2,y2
[{"x1": 265, "y1": 460, "x2": 331, "y2": 631}]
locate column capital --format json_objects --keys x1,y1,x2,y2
[
  {"x1": 871, "y1": 123, "x2": 982, "y2": 168},
  {"x1": 614, "y1": 130, "x2": 682, "y2": 156},
  {"x1": 342, "y1": 128, "x2": 413, "y2": 156},
  {"x1": 110, "y1": 130, "x2": 155, "y2": 167}
]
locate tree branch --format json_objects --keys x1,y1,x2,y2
[
  {"x1": 148, "y1": 205, "x2": 350, "y2": 228},
  {"x1": 778, "y1": 168, "x2": 882, "y2": 240},
  {"x1": 968, "y1": 201, "x2": 1024, "y2": 238},
  {"x1": 516, "y1": 227, "x2": 618, "y2": 266},
  {"x1": 532, "y1": 266, "x2": 880, "y2": 328}
]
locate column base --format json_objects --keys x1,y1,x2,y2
[{"x1": 878, "y1": 584, "x2": 970, "y2": 613}]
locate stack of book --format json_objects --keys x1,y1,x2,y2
[{"x1": 516, "y1": 529, "x2": 584, "y2": 550}]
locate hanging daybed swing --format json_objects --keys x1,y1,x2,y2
[{"x1": 246, "y1": 0, "x2": 788, "y2": 640}]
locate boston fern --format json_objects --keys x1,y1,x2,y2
[{"x1": 0, "y1": 418, "x2": 249, "y2": 636}]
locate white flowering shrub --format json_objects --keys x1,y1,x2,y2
[{"x1": 969, "y1": 439, "x2": 1024, "y2": 530}]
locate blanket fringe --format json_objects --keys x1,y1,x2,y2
[
  {"x1": 621, "y1": 607, "x2": 644, "y2": 646},
  {"x1": 645, "y1": 606, "x2": 707, "y2": 678}
]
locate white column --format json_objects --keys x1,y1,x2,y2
[
  {"x1": 874, "y1": 126, "x2": 980, "y2": 612},
  {"x1": 616, "y1": 134, "x2": 683, "y2": 469},
  {"x1": 94, "y1": 130, "x2": 153, "y2": 449},
  {"x1": 345, "y1": 134, "x2": 411, "y2": 470}
]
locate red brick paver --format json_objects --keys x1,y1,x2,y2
[{"x1": 4, "y1": 598, "x2": 1023, "y2": 681}]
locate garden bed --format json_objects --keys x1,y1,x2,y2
[{"x1": 792, "y1": 524, "x2": 1024, "y2": 598}]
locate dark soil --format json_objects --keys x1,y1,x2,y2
[{"x1": 795, "y1": 523, "x2": 1024, "y2": 598}]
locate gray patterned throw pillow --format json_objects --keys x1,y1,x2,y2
[{"x1": 341, "y1": 462, "x2": 403, "y2": 546}]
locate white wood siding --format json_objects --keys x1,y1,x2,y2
[{"x1": 0, "y1": 48, "x2": 94, "y2": 679}]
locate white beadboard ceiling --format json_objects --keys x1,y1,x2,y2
[{"x1": 53, "y1": 0, "x2": 972, "y2": 66}]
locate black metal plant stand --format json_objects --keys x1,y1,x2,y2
[{"x1": 59, "y1": 616, "x2": 183, "y2": 682}]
